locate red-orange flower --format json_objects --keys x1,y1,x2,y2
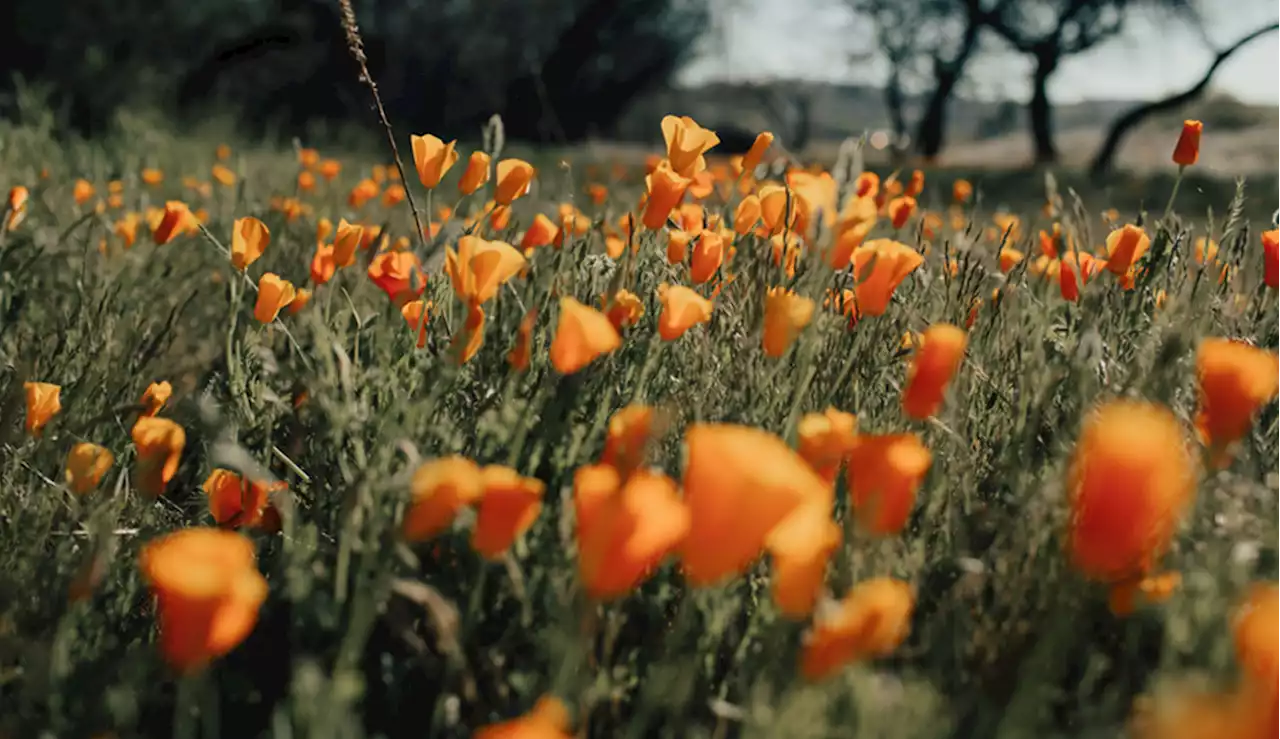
[
  {"x1": 641, "y1": 161, "x2": 691, "y2": 230},
  {"x1": 1066, "y1": 400, "x2": 1196, "y2": 583},
  {"x1": 657, "y1": 284, "x2": 713, "y2": 341},
  {"x1": 24, "y1": 381, "x2": 61, "y2": 436},
  {"x1": 952, "y1": 180, "x2": 972, "y2": 204},
  {"x1": 680, "y1": 424, "x2": 830, "y2": 586},
  {"x1": 850, "y1": 239, "x2": 924, "y2": 316},
  {"x1": 508, "y1": 309, "x2": 536, "y2": 371},
  {"x1": 153, "y1": 201, "x2": 195, "y2": 245},
  {"x1": 140, "y1": 381, "x2": 173, "y2": 417},
  {"x1": 762, "y1": 287, "x2": 815, "y2": 358},
  {"x1": 690, "y1": 229, "x2": 725, "y2": 284},
  {"x1": 139, "y1": 528, "x2": 267, "y2": 672},
  {"x1": 602, "y1": 289, "x2": 645, "y2": 331},
  {"x1": 1195, "y1": 338, "x2": 1279, "y2": 466},
  {"x1": 549, "y1": 297, "x2": 622, "y2": 375},
  {"x1": 402, "y1": 456, "x2": 484, "y2": 542},
  {"x1": 888, "y1": 196, "x2": 916, "y2": 228},
  {"x1": 600, "y1": 405, "x2": 657, "y2": 477},
  {"x1": 203, "y1": 469, "x2": 284, "y2": 528},
  {"x1": 1172, "y1": 120, "x2": 1202, "y2": 167},
  {"x1": 401, "y1": 299, "x2": 432, "y2": 349},
  {"x1": 1262, "y1": 229, "x2": 1278, "y2": 289},
  {"x1": 765, "y1": 503, "x2": 841, "y2": 618},
  {"x1": 472, "y1": 466, "x2": 546, "y2": 559},
  {"x1": 575, "y1": 466, "x2": 690, "y2": 600},
  {"x1": 475, "y1": 696, "x2": 573, "y2": 739},
  {"x1": 797, "y1": 408, "x2": 858, "y2": 484},
  {"x1": 368, "y1": 251, "x2": 426, "y2": 306},
  {"x1": 800, "y1": 578, "x2": 914, "y2": 680},
  {"x1": 132, "y1": 417, "x2": 186, "y2": 497},
  {"x1": 1104, "y1": 224, "x2": 1150, "y2": 277},
  {"x1": 521, "y1": 213, "x2": 559, "y2": 250},
  {"x1": 847, "y1": 434, "x2": 931, "y2": 535},
  {"x1": 901, "y1": 323, "x2": 967, "y2": 420},
  {"x1": 65, "y1": 442, "x2": 115, "y2": 495}
]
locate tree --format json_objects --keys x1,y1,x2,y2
[
  {"x1": 984, "y1": 0, "x2": 1200, "y2": 164},
  {"x1": 843, "y1": 0, "x2": 1011, "y2": 160},
  {"x1": 1088, "y1": 20, "x2": 1278, "y2": 178}
]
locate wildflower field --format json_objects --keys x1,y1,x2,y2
[{"x1": 1, "y1": 98, "x2": 1278, "y2": 739}]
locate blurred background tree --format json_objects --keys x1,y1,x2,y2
[{"x1": 0, "y1": 0, "x2": 710, "y2": 142}]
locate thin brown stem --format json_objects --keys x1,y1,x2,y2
[{"x1": 336, "y1": 0, "x2": 431, "y2": 260}]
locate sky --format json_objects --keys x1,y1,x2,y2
[{"x1": 679, "y1": 0, "x2": 1280, "y2": 105}]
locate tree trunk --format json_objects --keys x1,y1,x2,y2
[
  {"x1": 914, "y1": 9, "x2": 981, "y2": 161},
  {"x1": 1089, "y1": 21, "x2": 1279, "y2": 179},
  {"x1": 1028, "y1": 48, "x2": 1058, "y2": 164},
  {"x1": 885, "y1": 66, "x2": 907, "y2": 143}
]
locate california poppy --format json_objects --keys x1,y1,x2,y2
[
  {"x1": 132, "y1": 417, "x2": 186, "y2": 497},
  {"x1": 456, "y1": 151, "x2": 491, "y2": 195},
  {"x1": 332, "y1": 219, "x2": 364, "y2": 268},
  {"x1": 474, "y1": 696, "x2": 573, "y2": 739},
  {"x1": 855, "y1": 172, "x2": 879, "y2": 199},
  {"x1": 140, "y1": 381, "x2": 173, "y2": 417},
  {"x1": 410, "y1": 134, "x2": 459, "y2": 189},
  {"x1": 603, "y1": 289, "x2": 645, "y2": 331},
  {"x1": 1059, "y1": 251, "x2": 1102, "y2": 302},
  {"x1": 850, "y1": 239, "x2": 924, "y2": 316},
  {"x1": 901, "y1": 323, "x2": 967, "y2": 420},
  {"x1": 762, "y1": 288, "x2": 815, "y2": 358},
  {"x1": 765, "y1": 502, "x2": 841, "y2": 618},
  {"x1": 230, "y1": 217, "x2": 270, "y2": 271},
  {"x1": 203, "y1": 469, "x2": 283, "y2": 528},
  {"x1": 666, "y1": 229, "x2": 691, "y2": 264},
  {"x1": 657, "y1": 284, "x2": 713, "y2": 341},
  {"x1": 800, "y1": 578, "x2": 914, "y2": 680},
  {"x1": 508, "y1": 309, "x2": 536, "y2": 371},
  {"x1": 847, "y1": 434, "x2": 931, "y2": 536},
  {"x1": 6, "y1": 185, "x2": 29, "y2": 230},
  {"x1": 1172, "y1": 120, "x2": 1202, "y2": 167},
  {"x1": 310, "y1": 244, "x2": 337, "y2": 285},
  {"x1": 521, "y1": 213, "x2": 559, "y2": 250},
  {"x1": 690, "y1": 230, "x2": 725, "y2": 284},
  {"x1": 888, "y1": 196, "x2": 916, "y2": 229},
  {"x1": 211, "y1": 164, "x2": 236, "y2": 187},
  {"x1": 797, "y1": 408, "x2": 858, "y2": 484},
  {"x1": 472, "y1": 466, "x2": 546, "y2": 559},
  {"x1": 254, "y1": 273, "x2": 297, "y2": 324},
  {"x1": 1232, "y1": 583, "x2": 1279, "y2": 727},
  {"x1": 549, "y1": 297, "x2": 622, "y2": 375},
  {"x1": 73, "y1": 179, "x2": 95, "y2": 206},
  {"x1": 403, "y1": 457, "x2": 484, "y2": 542},
  {"x1": 734, "y1": 195, "x2": 762, "y2": 235},
  {"x1": 153, "y1": 201, "x2": 195, "y2": 245},
  {"x1": 575, "y1": 466, "x2": 690, "y2": 600},
  {"x1": 139, "y1": 528, "x2": 267, "y2": 672},
  {"x1": 600, "y1": 405, "x2": 657, "y2": 477},
  {"x1": 952, "y1": 179, "x2": 972, "y2": 204},
  {"x1": 65, "y1": 442, "x2": 114, "y2": 495},
  {"x1": 1195, "y1": 338, "x2": 1280, "y2": 465},
  {"x1": 401, "y1": 299, "x2": 432, "y2": 349},
  {"x1": 1066, "y1": 400, "x2": 1195, "y2": 583},
  {"x1": 494, "y1": 159, "x2": 535, "y2": 205},
  {"x1": 24, "y1": 381, "x2": 61, "y2": 436},
  {"x1": 740, "y1": 131, "x2": 774, "y2": 176},
  {"x1": 368, "y1": 251, "x2": 426, "y2": 306},
  {"x1": 1262, "y1": 230, "x2": 1278, "y2": 289},
  {"x1": 679, "y1": 423, "x2": 830, "y2": 586},
  {"x1": 1104, "y1": 224, "x2": 1150, "y2": 277},
  {"x1": 661, "y1": 115, "x2": 720, "y2": 178},
  {"x1": 642, "y1": 161, "x2": 691, "y2": 230},
  {"x1": 445, "y1": 235, "x2": 527, "y2": 305}
]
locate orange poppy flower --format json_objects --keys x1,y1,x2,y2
[
  {"x1": 410, "y1": 134, "x2": 459, "y2": 189},
  {"x1": 215, "y1": 144, "x2": 231, "y2": 161},
  {"x1": 24, "y1": 381, "x2": 61, "y2": 437},
  {"x1": 1233, "y1": 583, "x2": 1279, "y2": 721},
  {"x1": 472, "y1": 465, "x2": 546, "y2": 559},
  {"x1": 328, "y1": 218, "x2": 362, "y2": 268},
  {"x1": 132, "y1": 416, "x2": 186, "y2": 497},
  {"x1": 310, "y1": 243, "x2": 337, "y2": 285},
  {"x1": 287, "y1": 289, "x2": 312, "y2": 314},
  {"x1": 850, "y1": 239, "x2": 924, "y2": 316},
  {"x1": 474, "y1": 696, "x2": 573, "y2": 739},
  {"x1": 797, "y1": 408, "x2": 858, "y2": 484},
  {"x1": 887, "y1": 196, "x2": 916, "y2": 229},
  {"x1": 254, "y1": 273, "x2": 297, "y2": 324},
  {"x1": 318, "y1": 159, "x2": 342, "y2": 181},
  {"x1": 549, "y1": 297, "x2": 622, "y2": 375},
  {"x1": 762, "y1": 287, "x2": 815, "y2": 358},
  {"x1": 400, "y1": 299, "x2": 432, "y2": 349},
  {"x1": 740, "y1": 131, "x2": 774, "y2": 177},
  {"x1": 800, "y1": 578, "x2": 914, "y2": 680},
  {"x1": 65, "y1": 442, "x2": 115, "y2": 495},
  {"x1": 602, "y1": 289, "x2": 645, "y2": 331},
  {"x1": 73, "y1": 179, "x2": 95, "y2": 206},
  {"x1": 153, "y1": 201, "x2": 195, "y2": 245},
  {"x1": 756, "y1": 184, "x2": 794, "y2": 235},
  {"x1": 6, "y1": 185, "x2": 29, "y2": 229},
  {"x1": 575, "y1": 466, "x2": 690, "y2": 600},
  {"x1": 657, "y1": 284, "x2": 713, "y2": 341},
  {"x1": 690, "y1": 230, "x2": 725, "y2": 284},
  {"x1": 402, "y1": 456, "x2": 484, "y2": 542},
  {"x1": 1066, "y1": 400, "x2": 1196, "y2": 583},
  {"x1": 368, "y1": 251, "x2": 426, "y2": 306},
  {"x1": 679, "y1": 423, "x2": 830, "y2": 586},
  {"x1": 203, "y1": 469, "x2": 283, "y2": 528},
  {"x1": 585, "y1": 183, "x2": 608, "y2": 205},
  {"x1": 665, "y1": 229, "x2": 690, "y2": 264},
  {"x1": 1104, "y1": 224, "x2": 1150, "y2": 277},
  {"x1": 450, "y1": 302, "x2": 487, "y2": 365},
  {"x1": 141, "y1": 168, "x2": 164, "y2": 186},
  {"x1": 847, "y1": 433, "x2": 931, "y2": 536},
  {"x1": 1172, "y1": 119, "x2": 1202, "y2": 167},
  {"x1": 445, "y1": 235, "x2": 527, "y2": 304},
  {"x1": 443, "y1": 150, "x2": 487, "y2": 195},
  {"x1": 230, "y1": 217, "x2": 269, "y2": 271},
  {"x1": 1059, "y1": 251, "x2": 1102, "y2": 302},
  {"x1": 660, "y1": 115, "x2": 720, "y2": 178},
  {"x1": 1194, "y1": 338, "x2": 1280, "y2": 465},
  {"x1": 139, "y1": 528, "x2": 267, "y2": 673},
  {"x1": 297, "y1": 170, "x2": 316, "y2": 192},
  {"x1": 114, "y1": 213, "x2": 140, "y2": 247},
  {"x1": 298, "y1": 148, "x2": 320, "y2": 170},
  {"x1": 1263, "y1": 229, "x2": 1278, "y2": 288},
  {"x1": 140, "y1": 381, "x2": 173, "y2": 417},
  {"x1": 521, "y1": 213, "x2": 559, "y2": 250},
  {"x1": 211, "y1": 164, "x2": 236, "y2": 187},
  {"x1": 732, "y1": 194, "x2": 761, "y2": 235},
  {"x1": 641, "y1": 160, "x2": 691, "y2": 230},
  {"x1": 600, "y1": 405, "x2": 657, "y2": 477},
  {"x1": 901, "y1": 323, "x2": 967, "y2": 420},
  {"x1": 952, "y1": 179, "x2": 972, "y2": 203},
  {"x1": 998, "y1": 247, "x2": 1024, "y2": 273},
  {"x1": 855, "y1": 172, "x2": 879, "y2": 199},
  {"x1": 494, "y1": 159, "x2": 535, "y2": 205},
  {"x1": 347, "y1": 178, "x2": 378, "y2": 208},
  {"x1": 508, "y1": 308, "x2": 536, "y2": 371},
  {"x1": 765, "y1": 502, "x2": 841, "y2": 618}
]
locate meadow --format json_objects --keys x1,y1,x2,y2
[{"x1": 0, "y1": 94, "x2": 1277, "y2": 739}]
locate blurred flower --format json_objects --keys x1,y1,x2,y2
[
  {"x1": 367, "y1": 251, "x2": 426, "y2": 306},
  {"x1": 310, "y1": 244, "x2": 337, "y2": 285},
  {"x1": 1195, "y1": 338, "x2": 1279, "y2": 466},
  {"x1": 521, "y1": 213, "x2": 559, "y2": 250},
  {"x1": 403, "y1": 456, "x2": 483, "y2": 542},
  {"x1": 851, "y1": 239, "x2": 924, "y2": 316},
  {"x1": 153, "y1": 201, "x2": 195, "y2": 245},
  {"x1": 319, "y1": 159, "x2": 342, "y2": 181},
  {"x1": 1172, "y1": 119, "x2": 1202, "y2": 167},
  {"x1": 602, "y1": 289, "x2": 645, "y2": 331},
  {"x1": 475, "y1": 696, "x2": 572, "y2": 739},
  {"x1": 65, "y1": 442, "x2": 114, "y2": 495},
  {"x1": 203, "y1": 469, "x2": 284, "y2": 528},
  {"x1": 211, "y1": 164, "x2": 236, "y2": 187},
  {"x1": 141, "y1": 168, "x2": 164, "y2": 186},
  {"x1": 333, "y1": 218, "x2": 364, "y2": 268},
  {"x1": 847, "y1": 433, "x2": 931, "y2": 536},
  {"x1": 401, "y1": 299, "x2": 432, "y2": 349},
  {"x1": 549, "y1": 297, "x2": 621, "y2": 375},
  {"x1": 472, "y1": 465, "x2": 546, "y2": 559},
  {"x1": 657, "y1": 284, "x2": 712, "y2": 341},
  {"x1": 508, "y1": 308, "x2": 536, "y2": 371},
  {"x1": 901, "y1": 323, "x2": 967, "y2": 420},
  {"x1": 797, "y1": 408, "x2": 858, "y2": 484},
  {"x1": 73, "y1": 179, "x2": 95, "y2": 206},
  {"x1": 132, "y1": 417, "x2": 186, "y2": 497},
  {"x1": 952, "y1": 179, "x2": 972, "y2": 204},
  {"x1": 740, "y1": 131, "x2": 774, "y2": 176},
  {"x1": 766, "y1": 503, "x2": 841, "y2": 618},
  {"x1": 642, "y1": 160, "x2": 691, "y2": 230},
  {"x1": 1262, "y1": 229, "x2": 1278, "y2": 288},
  {"x1": 800, "y1": 578, "x2": 914, "y2": 680},
  {"x1": 140, "y1": 381, "x2": 173, "y2": 417},
  {"x1": 762, "y1": 287, "x2": 814, "y2": 358},
  {"x1": 1104, "y1": 224, "x2": 1151, "y2": 277}
]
